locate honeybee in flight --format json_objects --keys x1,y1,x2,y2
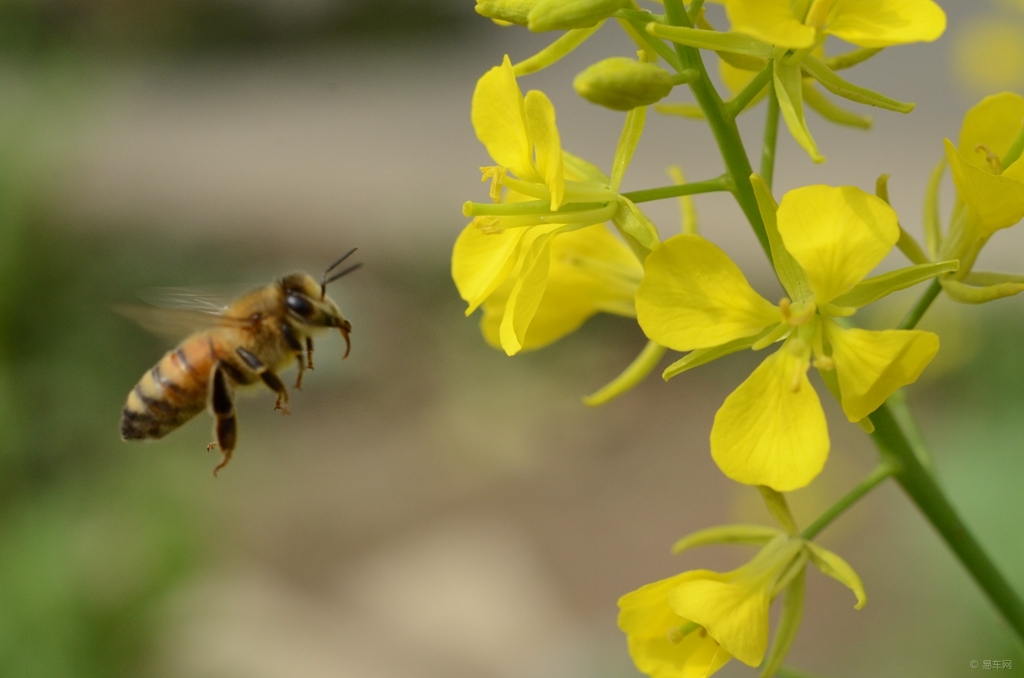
[{"x1": 120, "y1": 250, "x2": 362, "y2": 475}]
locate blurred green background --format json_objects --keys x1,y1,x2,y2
[{"x1": 0, "y1": 0, "x2": 1021, "y2": 676}]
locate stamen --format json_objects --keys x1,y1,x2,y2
[
  {"x1": 666, "y1": 626, "x2": 685, "y2": 644},
  {"x1": 804, "y1": 0, "x2": 833, "y2": 29},
  {"x1": 480, "y1": 166, "x2": 508, "y2": 202},
  {"x1": 974, "y1": 145, "x2": 1004, "y2": 174},
  {"x1": 813, "y1": 355, "x2": 835, "y2": 371},
  {"x1": 472, "y1": 216, "x2": 504, "y2": 234},
  {"x1": 779, "y1": 297, "x2": 793, "y2": 322}
]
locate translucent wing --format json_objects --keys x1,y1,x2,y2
[{"x1": 115, "y1": 285, "x2": 256, "y2": 341}]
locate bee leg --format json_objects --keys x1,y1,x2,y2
[
  {"x1": 260, "y1": 371, "x2": 290, "y2": 414},
  {"x1": 210, "y1": 364, "x2": 237, "y2": 476},
  {"x1": 306, "y1": 337, "x2": 314, "y2": 370},
  {"x1": 280, "y1": 322, "x2": 306, "y2": 389}
]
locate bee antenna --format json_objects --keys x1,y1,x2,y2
[
  {"x1": 321, "y1": 263, "x2": 363, "y2": 299},
  {"x1": 321, "y1": 248, "x2": 359, "y2": 299}
]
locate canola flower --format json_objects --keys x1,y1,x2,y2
[
  {"x1": 637, "y1": 183, "x2": 950, "y2": 490},
  {"x1": 647, "y1": 0, "x2": 945, "y2": 161},
  {"x1": 453, "y1": 55, "x2": 629, "y2": 356},
  {"x1": 455, "y1": 1, "x2": 1024, "y2": 673},
  {"x1": 621, "y1": 519, "x2": 865, "y2": 678}
]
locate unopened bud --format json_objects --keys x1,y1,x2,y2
[
  {"x1": 475, "y1": 0, "x2": 538, "y2": 26},
  {"x1": 527, "y1": 0, "x2": 630, "y2": 31},
  {"x1": 574, "y1": 57, "x2": 675, "y2": 111}
]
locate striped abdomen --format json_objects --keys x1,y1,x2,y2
[{"x1": 121, "y1": 334, "x2": 217, "y2": 440}]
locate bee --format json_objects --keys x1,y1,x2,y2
[{"x1": 120, "y1": 250, "x2": 362, "y2": 475}]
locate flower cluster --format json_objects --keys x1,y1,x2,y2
[{"x1": 455, "y1": 0, "x2": 1024, "y2": 675}]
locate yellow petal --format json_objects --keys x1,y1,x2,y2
[
  {"x1": 825, "y1": 0, "x2": 946, "y2": 48},
  {"x1": 636, "y1": 234, "x2": 781, "y2": 352},
  {"x1": 826, "y1": 325, "x2": 939, "y2": 422},
  {"x1": 480, "y1": 224, "x2": 641, "y2": 351},
  {"x1": 724, "y1": 0, "x2": 815, "y2": 49},
  {"x1": 523, "y1": 89, "x2": 566, "y2": 210},
  {"x1": 945, "y1": 139, "x2": 1024, "y2": 237},
  {"x1": 618, "y1": 574, "x2": 732, "y2": 678},
  {"x1": 957, "y1": 92, "x2": 1024, "y2": 167},
  {"x1": 472, "y1": 55, "x2": 541, "y2": 182},
  {"x1": 777, "y1": 185, "x2": 898, "y2": 305},
  {"x1": 499, "y1": 228, "x2": 561, "y2": 355},
  {"x1": 452, "y1": 223, "x2": 528, "y2": 315},
  {"x1": 668, "y1": 571, "x2": 769, "y2": 667},
  {"x1": 711, "y1": 347, "x2": 829, "y2": 492}
]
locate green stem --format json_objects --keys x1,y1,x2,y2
[
  {"x1": 801, "y1": 462, "x2": 896, "y2": 540},
  {"x1": 621, "y1": 176, "x2": 731, "y2": 203},
  {"x1": 686, "y1": 0, "x2": 706, "y2": 22},
  {"x1": 663, "y1": 0, "x2": 771, "y2": 257},
  {"x1": 761, "y1": 80, "x2": 780, "y2": 189},
  {"x1": 870, "y1": 404, "x2": 1024, "y2": 644},
  {"x1": 724, "y1": 63, "x2": 772, "y2": 119},
  {"x1": 897, "y1": 278, "x2": 941, "y2": 330}
]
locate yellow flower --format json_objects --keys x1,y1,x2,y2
[
  {"x1": 636, "y1": 185, "x2": 941, "y2": 491},
  {"x1": 618, "y1": 574, "x2": 732, "y2": 678},
  {"x1": 620, "y1": 530, "x2": 866, "y2": 675},
  {"x1": 476, "y1": 223, "x2": 642, "y2": 352},
  {"x1": 943, "y1": 92, "x2": 1024, "y2": 252},
  {"x1": 453, "y1": 55, "x2": 624, "y2": 355},
  {"x1": 724, "y1": 0, "x2": 946, "y2": 50}
]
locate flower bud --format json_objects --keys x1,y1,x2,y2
[
  {"x1": 527, "y1": 0, "x2": 630, "y2": 31},
  {"x1": 574, "y1": 57, "x2": 675, "y2": 111},
  {"x1": 474, "y1": 0, "x2": 538, "y2": 26}
]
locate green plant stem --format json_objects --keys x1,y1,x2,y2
[
  {"x1": 724, "y1": 63, "x2": 772, "y2": 119},
  {"x1": 1003, "y1": 121, "x2": 1024, "y2": 167},
  {"x1": 801, "y1": 462, "x2": 896, "y2": 540},
  {"x1": 662, "y1": 0, "x2": 771, "y2": 257},
  {"x1": 761, "y1": 81, "x2": 780, "y2": 189},
  {"x1": 897, "y1": 278, "x2": 941, "y2": 330},
  {"x1": 870, "y1": 404, "x2": 1024, "y2": 644},
  {"x1": 622, "y1": 176, "x2": 731, "y2": 203}
]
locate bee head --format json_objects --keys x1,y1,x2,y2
[{"x1": 279, "y1": 251, "x2": 361, "y2": 358}]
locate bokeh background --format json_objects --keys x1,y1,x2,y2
[{"x1": 0, "y1": 0, "x2": 1022, "y2": 676}]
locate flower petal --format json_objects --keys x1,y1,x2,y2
[
  {"x1": 711, "y1": 347, "x2": 829, "y2": 492},
  {"x1": 827, "y1": 325, "x2": 939, "y2": 422},
  {"x1": 618, "y1": 574, "x2": 732, "y2": 678},
  {"x1": 945, "y1": 139, "x2": 1024, "y2": 237},
  {"x1": 472, "y1": 55, "x2": 540, "y2": 182},
  {"x1": 524, "y1": 89, "x2": 565, "y2": 209},
  {"x1": 957, "y1": 92, "x2": 1024, "y2": 169},
  {"x1": 668, "y1": 573, "x2": 768, "y2": 667},
  {"x1": 452, "y1": 223, "x2": 528, "y2": 315},
  {"x1": 481, "y1": 224, "x2": 641, "y2": 351},
  {"x1": 636, "y1": 234, "x2": 781, "y2": 352},
  {"x1": 499, "y1": 228, "x2": 561, "y2": 355},
  {"x1": 724, "y1": 0, "x2": 815, "y2": 49},
  {"x1": 777, "y1": 185, "x2": 899, "y2": 304},
  {"x1": 825, "y1": 0, "x2": 946, "y2": 48}
]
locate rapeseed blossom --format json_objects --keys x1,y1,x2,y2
[
  {"x1": 453, "y1": 55, "x2": 630, "y2": 355},
  {"x1": 648, "y1": 0, "x2": 945, "y2": 161},
  {"x1": 620, "y1": 528, "x2": 865, "y2": 677},
  {"x1": 636, "y1": 184, "x2": 945, "y2": 490}
]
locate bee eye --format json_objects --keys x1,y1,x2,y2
[{"x1": 286, "y1": 293, "x2": 315, "y2": 318}]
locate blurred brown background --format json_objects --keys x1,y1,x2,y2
[{"x1": 0, "y1": 0, "x2": 1021, "y2": 676}]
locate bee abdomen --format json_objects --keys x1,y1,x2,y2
[{"x1": 121, "y1": 345, "x2": 211, "y2": 440}]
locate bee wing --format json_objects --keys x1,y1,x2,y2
[
  {"x1": 116, "y1": 285, "x2": 257, "y2": 340},
  {"x1": 113, "y1": 305, "x2": 252, "y2": 340},
  {"x1": 138, "y1": 286, "x2": 241, "y2": 313}
]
